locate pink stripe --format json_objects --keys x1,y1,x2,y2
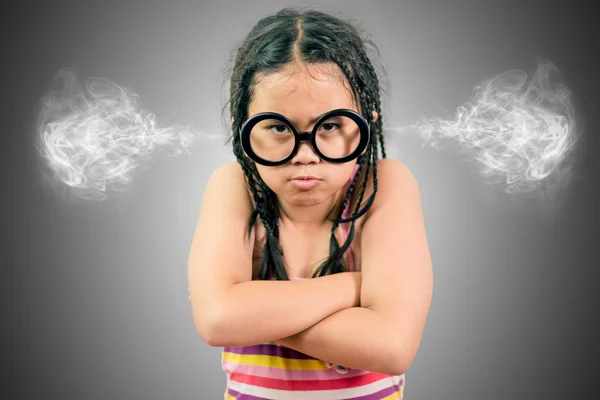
[
  {"x1": 229, "y1": 370, "x2": 393, "y2": 391},
  {"x1": 222, "y1": 360, "x2": 370, "y2": 381}
]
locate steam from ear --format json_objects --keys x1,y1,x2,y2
[
  {"x1": 35, "y1": 60, "x2": 581, "y2": 203},
  {"x1": 389, "y1": 60, "x2": 580, "y2": 198},
  {"x1": 34, "y1": 68, "x2": 218, "y2": 201}
]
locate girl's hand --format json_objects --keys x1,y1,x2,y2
[{"x1": 325, "y1": 362, "x2": 349, "y2": 374}]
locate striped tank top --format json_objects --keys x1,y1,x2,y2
[{"x1": 221, "y1": 164, "x2": 406, "y2": 399}]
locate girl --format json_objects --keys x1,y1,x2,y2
[{"x1": 188, "y1": 7, "x2": 433, "y2": 399}]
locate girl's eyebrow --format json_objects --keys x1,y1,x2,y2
[{"x1": 286, "y1": 109, "x2": 347, "y2": 125}]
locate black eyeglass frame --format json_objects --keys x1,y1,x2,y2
[{"x1": 239, "y1": 108, "x2": 370, "y2": 166}]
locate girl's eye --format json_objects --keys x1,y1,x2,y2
[
  {"x1": 320, "y1": 123, "x2": 340, "y2": 132},
  {"x1": 268, "y1": 125, "x2": 290, "y2": 134}
]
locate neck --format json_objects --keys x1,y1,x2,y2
[{"x1": 276, "y1": 187, "x2": 345, "y2": 231}]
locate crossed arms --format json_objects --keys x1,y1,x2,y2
[{"x1": 188, "y1": 159, "x2": 433, "y2": 376}]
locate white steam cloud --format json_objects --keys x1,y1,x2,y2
[
  {"x1": 35, "y1": 68, "x2": 220, "y2": 201},
  {"x1": 388, "y1": 60, "x2": 579, "y2": 198}
]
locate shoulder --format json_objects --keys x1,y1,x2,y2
[
  {"x1": 210, "y1": 161, "x2": 252, "y2": 193},
  {"x1": 366, "y1": 158, "x2": 419, "y2": 217},
  {"x1": 375, "y1": 158, "x2": 414, "y2": 183},
  {"x1": 212, "y1": 160, "x2": 245, "y2": 179},
  {"x1": 204, "y1": 161, "x2": 255, "y2": 214}
]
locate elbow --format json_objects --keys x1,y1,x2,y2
[
  {"x1": 197, "y1": 323, "x2": 219, "y2": 347},
  {"x1": 202, "y1": 328, "x2": 224, "y2": 348},
  {"x1": 192, "y1": 291, "x2": 239, "y2": 347},
  {"x1": 194, "y1": 308, "x2": 225, "y2": 347},
  {"x1": 387, "y1": 338, "x2": 410, "y2": 376},
  {"x1": 394, "y1": 339, "x2": 418, "y2": 376},
  {"x1": 390, "y1": 358, "x2": 408, "y2": 377},
  {"x1": 190, "y1": 289, "x2": 231, "y2": 347},
  {"x1": 387, "y1": 351, "x2": 408, "y2": 376}
]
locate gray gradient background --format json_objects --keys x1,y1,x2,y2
[{"x1": 3, "y1": 0, "x2": 599, "y2": 399}]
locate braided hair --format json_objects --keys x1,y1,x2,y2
[{"x1": 222, "y1": 7, "x2": 388, "y2": 280}]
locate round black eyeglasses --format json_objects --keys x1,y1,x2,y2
[{"x1": 239, "y1": 108, "x2": 370, "y2": 166}]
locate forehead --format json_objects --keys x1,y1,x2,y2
[{"x1": 248, "y1": 63, "x2": 358, "y2": 119}]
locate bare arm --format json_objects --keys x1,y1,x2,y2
[
  {"x1": 276, "y1": 307, "x2": 402, "y2": 375},
  {"x1": 188, "y1": 162, "x2": 361, "y2": 348},
  {"x1": 210, "y1": 272, "x2": 361, "y2": 347}
]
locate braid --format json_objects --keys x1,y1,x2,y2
[
  {"x1": 249, "y1": 167, "x2": 287, "y2": 280},
  {"x1": 312, "y1": 54, "x2": 379, "y2": 278},
  {"x1": 337, "y1": 163, "x2": 361, "y2": 219},
  {"x1": 378, "y1": 131, "x2": 387, "y2": 159},
  {"x1": 349, "y1": 144, "x2": 373, "y2": 220},
  {"x1": 231, "y1": 89, "x2": 288, "y2": 280},
  {"x1": 237, "y1": 158, "x2": 259, "y2": 241},
  {"x1": 333, "y1": 59, "x2": 378, "y2": 222},
  {"x1": 317, "y1": 162, "x2": 363, "y2": 277},
  {"x1": 358, "y1": 53, "x2": 387, "y2": 160},
  {"x1": 312, "y1": 53, "x2": 384, "y2": 277},
  {"x1": 237, "y1": 156, "x2": 288, "y2": 281}
]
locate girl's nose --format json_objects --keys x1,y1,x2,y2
[{"x1": 291, "y1": 140, "x2": 320, "y2": 164}]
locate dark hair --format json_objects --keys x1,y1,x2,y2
[{"x1": 222, "y1": 7, "x2": 388, "y2": 280}]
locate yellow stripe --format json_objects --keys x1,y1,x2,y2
[
  {"x1": 380, "y1": 390, "x2": 400, "y2": 399},
  {"x1": 224, "y1": 393, "x2": 236, "y2": 400},
  {"x1": 222, "y1": 351, "x2": 329, "y2": 370}
]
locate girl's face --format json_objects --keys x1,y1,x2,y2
[{"x1": 245, "y1": 62, "x2": 377, "y2": 209}]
